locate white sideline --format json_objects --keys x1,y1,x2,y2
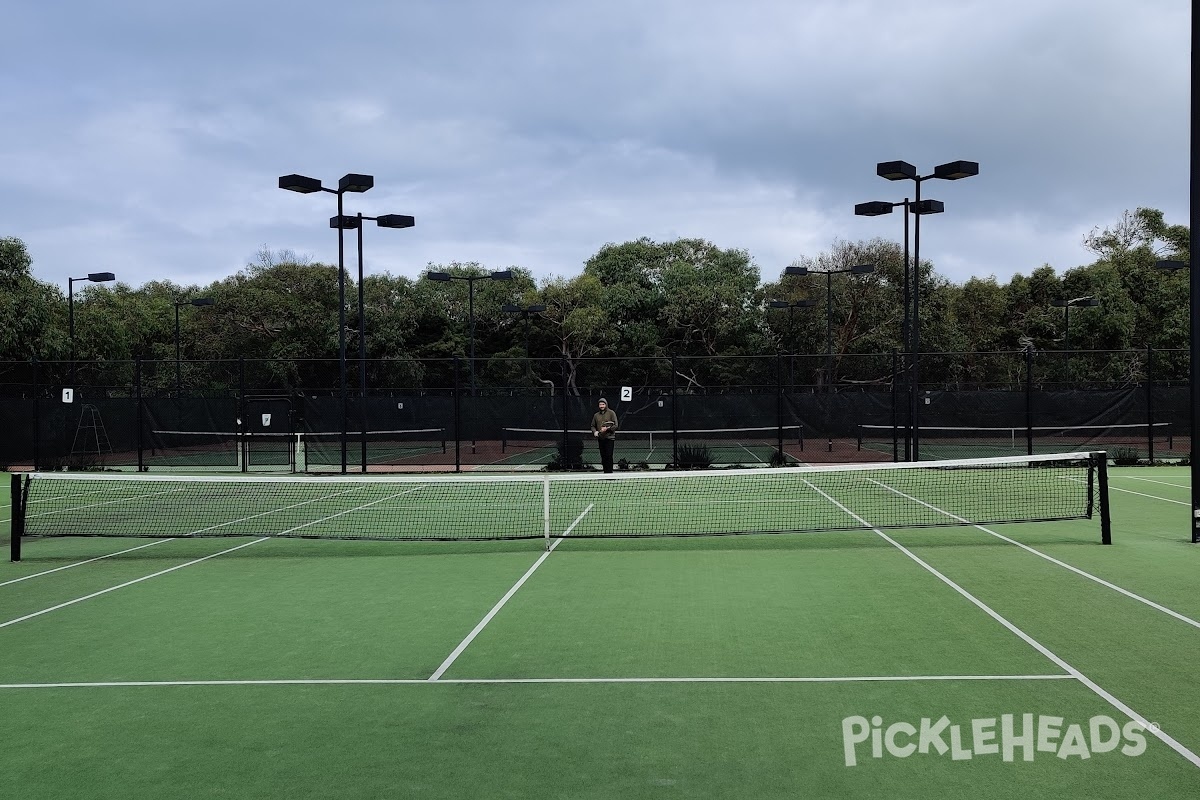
[
  {"x1": 427, "y1": 504, "x2": 594, "y2": 681},
  {"x1": 0, "y1": 539, "x2": 175, "y2": 588},
  {"x1": 868, "y1": 478, "x2": 1200, "y2": 631},
  {"x1": 0, "y1": 539, "x2": 268, "y2": 630},
  {"x1": 0, "y1": 674, "x2": 1077, "y2": 689},
  {"x1": 804, "y1": 479, "x2": 1200, "y2": 770},
  {"x1": 1071, "y1": 477, "x2": 1189, "y2": 506}
]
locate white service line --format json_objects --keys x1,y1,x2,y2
[
  {"x1": 0, "y1": 539, "x2": 175, "y2": 588},
  {"x1": 867, "y1": 478, "x2": 1200, "y2": 631},
  {"x1": 0, "y1": 674, "x2": 1077, "y2": 690},
  {"x1": 1068, "y1": 476, "x2": 1189, "y2": 506},
  {"x1": 0, "y1": 538, "x2": 268, "y2": 630},
  {"x1": 803, "y1": 478, "x2": 1200, "y2": 770},
  {"x1": 1113, "y1": 476, "x2": 1189, "y2": 489},
  {"x1": 427, "y1": 503, "x2": 594, "y2": 681}
]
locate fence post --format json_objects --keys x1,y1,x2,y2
[
  {"x1": 1146, "y1": 346, "x2": 1155, "y2": 462},
  {"x1": 891, "y1": 349, "x2": 899, "y2": 462},
  {"x1": 135, "y1": 358, "x2": 144, "y2": 472},
  {"x1": 239, "y1": 356, "x2": 247, "y2": 473},
  {"x1": 559, "y1": 357, "x2": 568, "y2": 470},
  {"x1": 776, "y1": 353, "x2": 784, "y2": 461},
  {"x1": 670, "y1": 355, "x2": 679, "y2": 468},
  {"x1": 1025, "y1": 345, "x2": 1035, "y2": 456},
  {"x1": 454, "y1": 357, "x2": 462, "y2": 473},
  {"x1": 32, "y1": 357, "x2": 40, "y2": 471}
]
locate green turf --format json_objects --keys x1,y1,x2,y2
[{"x1": 1, "y1": 466, "x2": 1198, "y2": 798}]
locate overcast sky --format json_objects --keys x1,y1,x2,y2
[{"x1": 1, "y1": 0, "x2": 1189, "y2": 294}]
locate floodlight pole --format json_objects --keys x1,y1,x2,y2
[
  {"x1": 279, "y1": 173, "x2": 378, "y2": 474},
  {"x1": 1155, "y1": 259, "x2": 1197, "y2": 543},
  {"x1": 173, "y1": 298, "x2": 214, "y2": 393},
  {"x1": 503, "y1": 303, "x2": 547, "y2": 382},
  {"x1": 768, "y1": 298, "x2": 817, "y2": 389},
  {"x1": 67, "y1": 272, "x2": 115, "y2": 384},
  {"x1": 871, "y1": 160, "x2": 978, "y2": 460},
  {"x1": 427, "y1": 270, "x2": 514, "y2": 394},
  {"x1": 799, "y1": 265, "x2": 875, "y2": 390}
]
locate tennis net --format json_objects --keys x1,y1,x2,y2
[
  {"x1": 858, "y1": 422, "x2": 1172, "y2": 458},
  {"x1": 147, "y1": 428, "x2": 447, "y2": 472},
  {"x1": 502, "y1": 425, "x2": 803, "y2": 465},
  {"x1": 9, "y1": 451, "x2": 1110, "y2": 559}
]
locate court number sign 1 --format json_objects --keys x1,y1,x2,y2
[{"x1": 621, "y1": 386, "x2": 632, "y2": 402}]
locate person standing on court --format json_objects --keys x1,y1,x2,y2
[{"x1": 590, "y1": 397, "x2": 619, "y2": 473}]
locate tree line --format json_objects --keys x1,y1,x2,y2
[{"x1": 0, "y1": 208, "x2": 1190, "y2": 392}]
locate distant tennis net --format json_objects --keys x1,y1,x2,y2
[
  {"x1": 502, "y1": 425, "x2": 804, "y2": 464},
  {"x1": 10, "y1": 451, "x2": 1110, "y2": 559},
  {"x1": 146, "y1": 428, "x2": 447, "y2": 471},
  {"x1": 858, "y1": 422, "x2": 1172, "y2": 458}
]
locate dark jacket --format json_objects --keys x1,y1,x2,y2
[{"x1": 590, "y1": 409, "x2": 619, "y2": 440}]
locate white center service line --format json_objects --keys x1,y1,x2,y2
[
  {"x1": 867, "y1": 478, "x2": 1200, "y2": 631},
  {"x1": 427, "y1": 503, "x2": 594, "y2": 682},
  {"x1": 803, "y1": 478, "x2": 1200, "y2": 770}
]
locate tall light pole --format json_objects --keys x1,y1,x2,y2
[
  {"x1": 502, "y1": 302, "x2": 547, "y2": 382},
  {"x1": 329, "y1": 211, "x2": 415, "y2": 472},
  {"x1": 279, "y1": 173, "x2": 374, "y2": 474},
  {"x1": 783, "y1": 264, "x2": 875, "y2": 388},
  {"x1": 870, "y1": 159, "x2": 978, "y2": 460},
  {"x1": 427, "y1": 269, "x2": 514, "y2": 393},
  {"x1": 767, "y1": 298, "x2": 817, "y2": 388},
  {"x1": 1156, "y1": 259, "x2": 1197, "y2": 543},
  {"x1": 67, "y1": 272, "x2": 116, "y2": 382},
  {"x1": 174, "y1": 298, "x2": 215, "y2": 393},
  {"x1": 1050, "y1": 296, "x2": 1100, "y2": 378}
]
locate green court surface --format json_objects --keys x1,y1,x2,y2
[{"x1": 1, "y1": 466, "x2": 1198, "y2": 798}]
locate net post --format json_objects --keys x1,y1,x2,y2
[
  {"x1": 543, "y1": 478, "x2": 551, "y2": 550},
  {"x1": 1094, "y1": 452, "x2": 1112, "y2": 545},
  {"x1": 10, "y1": 474, "x2": 26, "y2": 562}
]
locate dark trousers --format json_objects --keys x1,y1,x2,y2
[{"x1": 598, "y1": 437, "x2": 615, "y2": 473}]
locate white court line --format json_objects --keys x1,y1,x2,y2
[
  {"x1": 0, "y1": 674, "x2": 1076, "y2": 690},
  {"x1": 22, "y1": 487, "x2": 192, "y2": 520},
  {"x1": 427, "y1": 504, "x2": 594, "y2": 682},
  {"x1": 0, "y1": 539, "x2": 268, "y2": 630},
  {"x1": 0, "y1": 539, "x2": 175, "y2": 588},
  {"x1": 803, "y1": 479, "x2": 1200, "y2": 769},
  {"x1": 1067, "y1": 476, "x2": 1189, "y2": 506},
  {"x1": 1114, "y1": 476, "x2": 1189, "y2": 489},
  {"x1": 867, "y1": 478, "x2": 1200, "y2": 631},
  {"x1": 5, "y1": 485, "x2": 374, "y2": 588}
]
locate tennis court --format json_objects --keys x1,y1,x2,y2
[{"x1": 2, "y1": 459, "x2": 1198, "y2": 798}]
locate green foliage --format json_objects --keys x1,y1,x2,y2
[
  {"x1": 673, "y1": 444, "x2": 714, "y2": 470},
  {"x1": 1110, "y1": 447, "x2": 1141, "y2": 466},
  {"x1": 0, "y1": 207, "x2": 1189, "y2": 392}
]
